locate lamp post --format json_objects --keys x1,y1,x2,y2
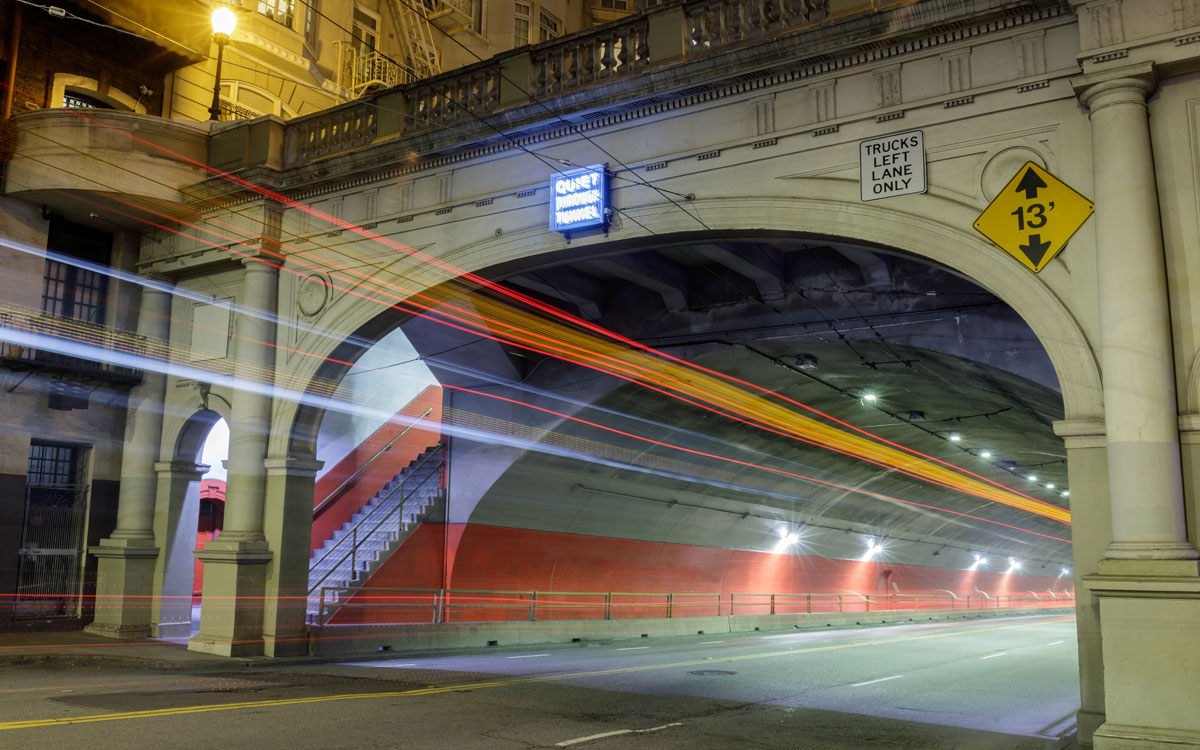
[{"x1": 208, "y1": 7, "x2": 237, "y2": 122}]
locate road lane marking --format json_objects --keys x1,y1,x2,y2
[
  {"x1": 699, "y1": 641, "x2": 724, "y2": 645},
  {"x1": 616, "y1": 646, "x2": 649, "y2": 651},
  {"x1": 555, "y1": 722, "x2": 683, "y2": 747},
  {"x1": 1047, "y1": 640, "x2": 1064, "y2": 645},
  {"x1": 981, "y1": 652, "x2": 1008, "y2": 659},
  {"x1": 850, "y1": 675, "x2": 902, "y2": 687},
  {"x1": 506, "y1": 654, "x2": 550, "y2": 659},
  {"x1": 0, "y1": 615, "x2": 1075, "y2": 731}
]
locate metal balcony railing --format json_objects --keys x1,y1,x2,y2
[{"x1": 0, "y1": 310, "x2": 145, "y2": 385}]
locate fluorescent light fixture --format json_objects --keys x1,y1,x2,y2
[
  {"x1": 980, "y1": 450, "x2": 992, "y2": 459},
  {"x1": 948, "y1": 432, "x2": 962, "y2": 442},
  {"x1": 862, "y1": 392, "x2": 878, "y2": 403},
  {"x1": 1027, "y1": 474, "x2": 1038, "y2": 481},
  {"x1": 1061, "y1": 490, "x2": 1070, "y2": 498},
  {"x1": 1046, "y1": 483, "x2": 1055, "y2": 489}
]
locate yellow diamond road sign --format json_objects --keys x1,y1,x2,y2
[{"x1": 973, "y1": 162, "x2": 1094, "y2": 272}]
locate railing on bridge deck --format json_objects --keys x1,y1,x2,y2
[
  {"x1": 281, "y1": 0, "x2": 831, "y2": 166},
  {"x1": 316, "y1": 587, "x2": 1075, "y2": 625}
]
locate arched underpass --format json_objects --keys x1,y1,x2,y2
[{"x1": 298, "y1": 236, "x2": 1079, "y2": 744}]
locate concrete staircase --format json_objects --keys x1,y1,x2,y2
[{"x1": 307, "y1": 445, "x2": 444, "y2": 622}]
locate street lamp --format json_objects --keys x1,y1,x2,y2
[{"x1": 208, "y1": 7, "x2": 237, "y2": 122}]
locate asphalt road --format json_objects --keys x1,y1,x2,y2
[{"x1": 0, "y1": 614, "x2": 1079, "y2": 749}]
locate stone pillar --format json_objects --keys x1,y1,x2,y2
[
  {"x1": 1053, "y1": 419, "x2": 1111, "y2": 747},
  {"x1": 260, "y1": 456, "x2": 323, "y2": 657},
  {"x1": 190, "y1": 254, "x2": 279, "y2": 657},
  {"x1": 1075, "y1": 63, "x2": 1196, "y2": 562},
  {"x1": 149, "y1": 461, "x2": 207, "y2": 638},
  {"x1": 1073, "y1": 63, "x2": 1200, "y2": 750},
  {"x1": 85, "y1": 280, "x2": 173, "y2": 639}
]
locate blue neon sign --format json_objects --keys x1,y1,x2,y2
[{"x1": 550, "y1": 165, "x2": 608, "y2": 233}]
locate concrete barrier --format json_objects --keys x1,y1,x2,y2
[{"x1": 309, "y1": 606, "x2": 1074, "y2": 658}]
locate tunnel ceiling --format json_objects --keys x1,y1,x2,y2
[{"x1": 403, "y1": 236, "x2": 1071, "y2": 565}]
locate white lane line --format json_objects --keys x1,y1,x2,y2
[
  {"x1": 1047, "y1": 640, "x2": 1064, "y2": 646},
  {"x1": 616, "y1": 646, "x2": 650, "y2": 651},
  {"x1": 506, "y1": 654, "x2": 550, "y2": 659},
  {"x1": 850, "y1": 675, "x2": 902, "y2": 687},
  {"x1": 555, "y1": 722, "x2": 683, "y2": 747},
  {"x1": 981, "y1": 652, "x2": 1009, "y2": 659},
  {"x1": 759, "y1": 634, "x2": 799, "y2": 640},
  {"x1": 699, "y1": 641, "x2": 724, "y2": 645}
]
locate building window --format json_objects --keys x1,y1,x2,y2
[
  {"x1": 62, "y1": 90, "x2": 110, "y2": 109},
  {"x1": 514, "y1": 2, "x2": 531, "y2": 47},
  {"x1": 258, "y1": 0, "x2": 295, "y2": 27},
  {"x1": 596, "y1": 0, "x2": 629, "y2": 8},
  {"x1": 304, "y1": 0, "x2": 320, "y2": 47},
  {"x1": 352, "y1": 6, "x2": 379, "y2": 53},
  {"x1": 539, "y1": 8, "x2": 562, "y2": 42},
  {"x1": 42, "y1": 219, "x2": 111, "y2": 325}
]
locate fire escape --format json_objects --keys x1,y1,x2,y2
[{"x1": 338, "y1": 0, "x2": 476, "y2": 97}]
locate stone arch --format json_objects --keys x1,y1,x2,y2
[
  {"x1": 150, "y1": 407, "x2": 229, "y2": 637},
  {"x1": 274, "y1": 190, "x2": 1102, "y2": 458}
]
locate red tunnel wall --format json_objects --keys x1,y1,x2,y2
[
  {"x1": 330, "y1": 523, "x2": 1071, "y2": 625},
  {"x1": 311, "y1": 386, "x2": 443, "y2": 551}
]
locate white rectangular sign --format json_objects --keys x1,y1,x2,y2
[{"x1": 860, "y1": 129, "x2": 926, "y2": 202}]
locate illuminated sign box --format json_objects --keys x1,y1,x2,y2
[{"x1": 550, "y1": 165, "x2": 608, "y2": 233}]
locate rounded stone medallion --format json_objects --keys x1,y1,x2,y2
[
  {"x1": 980, "y1": 146, "x2": 1048, "y2": 202},
  {"x1": 297, "y1": 273, "x2": 330, "y2": 317}
]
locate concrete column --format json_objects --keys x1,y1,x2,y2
[
  {"x1": 190, "y1": 253, "x2": 279, "y2": 657},
  {"x1": 1074, "y1": 63, "x2": 1198, "y2": 562},
  {"x1": 149, "y1": 461, "x2": 207, "y2": 638},
  {"x1": 1053, "y1": 419, "x2": 1111, "y2": 747},
  {"x1": 261, "y1": 456, "x2": 323, "y2": 657},
  {"x1": 85, "y1": 280, "x2": 174, "y2": 639},
  {"x1": 1073, "y1": 63, "x2": 1200, "y2": 750}
]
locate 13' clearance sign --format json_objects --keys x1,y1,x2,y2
[{"x1": 550, "y1": 165, "x2": 608, "y2": 233}]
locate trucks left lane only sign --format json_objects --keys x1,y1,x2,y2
[{"x1": 859, "y1": 130, "x2": 927, "y2": 202}]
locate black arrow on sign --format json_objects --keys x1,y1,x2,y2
[
  {"x1": 1015, "y1": 167, "x2": 1048, "y2": 199},
  {"x1": 1020, "y1": 234, "x2": 1052, "y2": 266}
]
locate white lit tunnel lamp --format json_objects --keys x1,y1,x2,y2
[
  {"x1": 947, "y1": 431, "x2": 962, "y2": 442},
  {"x1": 1006, "y1": 557, "x2": 1022, "y2": 574},
  {"x1": 860, "y1": 537, "x2": 884, "y2": 561},
  {"x1": 208, "y1": 7, "x2": 238, "y2": 122},
  {"x1": 861, "y1": 392, "x2": 878, "y2": 403},
  {"x1": 772, "y1": 527, "x2": 801, "y2": 553},
  {"x1": 968, "y1": 553, "x2": 988, "y2": 571}
]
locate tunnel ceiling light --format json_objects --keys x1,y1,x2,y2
[
  {"x1": 862, "y1": 392, "x2": 878, "y2": 403},
  {"x1": 1027, "y1": 474, "x2": 1038, "y2": 481},
  {"x1": 861, "y1": 537, "x2": 884, "y2": 561},
  {"x1": 1061, "y1": 490, "x2": 1070, "y2": 498},
  {"x1": 1006, "y1": 557, "x2": 1022, "y2": 573},
  {"x1": 969, "y1": 553, "x2": 988, "y2": 571},
  {"x1": 795, "y1": 353, "x2": 819, "y2": 370},
  {"x1": 1060, "y1": 567, "x2": 1071, "y2": 577},
  {"x1": 948, "y1": 431, "x2": 962, "y2": 442},
  {"x1": 980, "y1": 450, "x2": 993, "y2": 459},
  {"x1": 1046, "y1": 483, "x2": 1056, "y2": 489}
]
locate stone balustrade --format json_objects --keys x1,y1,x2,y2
[{"x1": 277, "y1": 0, "x2": 830, "y2": 168}]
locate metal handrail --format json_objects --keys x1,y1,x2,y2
[
  {"x1": 308, "y1": 444, "x2": 444, "y2": 596},
  {"x1": 315, "y1": 587, "x2": 1074, "y2": 625},
  {"x1": 313, "y1": 406, "x2": 435, "y2": 516}
]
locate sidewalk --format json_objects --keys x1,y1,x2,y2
[{"x1": 0, "y1": 629, "x2": 317, "y2": 670}]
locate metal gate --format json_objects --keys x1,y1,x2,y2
[{"x1": 15, "y1": 442, "x2": 89, "y2": 619}]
